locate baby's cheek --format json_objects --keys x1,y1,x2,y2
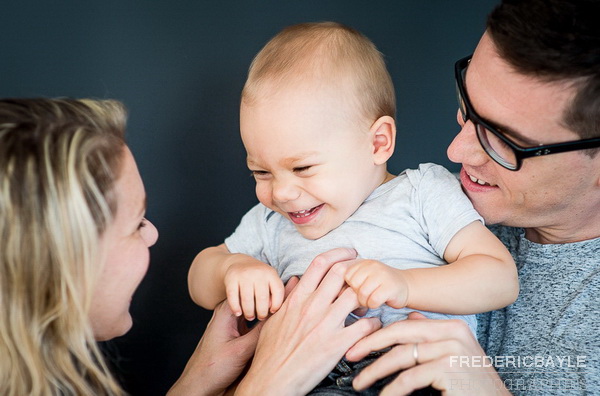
[{"x1": 255, "y1": 186, "x2": 273, "y2": 208}]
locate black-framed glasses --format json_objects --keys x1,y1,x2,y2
[{"x1": 454, "y1": 55, "x2": 600, "y2": 171}]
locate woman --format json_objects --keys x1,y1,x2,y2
[{"x1": 0, "y1": 98, "x2": 379, "y2": 396}]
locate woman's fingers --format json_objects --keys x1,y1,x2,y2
[
  {"x1": 407, "y1": 311, "x2": 427, "y2": 320},
  {"x1": 297, "y1": 248, "x2": 357, "y2": 294},
  {"x1": 284, "y1": 276, "x2": 299, "y2": 298},
  {"x1": 311, "y1": 260, "x2": 355, "y2": 306}
]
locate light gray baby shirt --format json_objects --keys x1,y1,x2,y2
[{"x1": 226, "y1": 163, "x2": 482, "y2": 331}]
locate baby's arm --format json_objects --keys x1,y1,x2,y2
[
  {"x1": 345, "y1": 221, "x2": 517, "y2": 314},
  {"x1": 188, "y1": 243, "x2": 284, "y2": 320},
  {"x1": 400, "y1": 220, "x2": 517, "y2": 314}
]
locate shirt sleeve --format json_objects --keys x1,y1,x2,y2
[
  {"x1": 224, "y1": 203, "x2": 271, "y2": 264},
  {"x1": 408, "y1": 163, "x2": 483, "y2": 258}
]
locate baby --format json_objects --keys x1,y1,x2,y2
[{"x1": 189, "y1": 22, "x2": 517, "y2": 391}]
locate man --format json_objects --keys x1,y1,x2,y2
[{"x1": 342, "y1": 0, "x2": 600, "y2": 394}]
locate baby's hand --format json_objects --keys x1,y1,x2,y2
[
  {"x1": 224, "y1": 260, "x2": 284, "y2": 321},
  {"x1": 344, "y1": 259, "x2": 409, "y2": 309}
]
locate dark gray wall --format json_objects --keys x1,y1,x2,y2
[{"x1": 1, "y1": 1, "x2": 498, "y2": 394}]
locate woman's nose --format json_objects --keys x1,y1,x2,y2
[{"x1": 141, "y1": 218, "x2": 159, "y2": 247}]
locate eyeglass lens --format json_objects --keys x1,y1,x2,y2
[{"x1": 456, "y1": 67, "x2": 518, "y2": 169}]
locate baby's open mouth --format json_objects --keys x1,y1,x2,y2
[{"x1": 289, "y1": 204, "x2": 324, "y2": 218}]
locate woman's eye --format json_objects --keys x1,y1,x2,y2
[{"x1": 138, "y1": 218, "x2": 147, "y2": 230}]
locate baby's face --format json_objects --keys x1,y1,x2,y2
[{"x1": 240, "y1": 84, "x2": 383, "y2": 240}]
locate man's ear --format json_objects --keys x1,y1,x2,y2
[{"x1": 370, "y1": 115, "x2": 396, "y2": 165}]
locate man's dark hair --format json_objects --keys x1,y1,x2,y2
[{"x1": 487, "y1": 0, "x2": 600, "y2": 141}]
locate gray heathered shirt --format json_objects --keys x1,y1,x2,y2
[
  {"x1": 225, "y1": 163, "x2": 482, "y2": 330},
  {"x1": 478, "y1": 225, "x2": 600, "y2": 395}
]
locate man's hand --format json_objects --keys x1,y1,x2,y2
[{"x1": 346, "y1": 313, "x2": 510, "y2": 395}]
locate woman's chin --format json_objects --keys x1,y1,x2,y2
[{"x1": 93, "y1": 315, "x2": 133, "y2": 341}]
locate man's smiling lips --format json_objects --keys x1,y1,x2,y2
[
  {"x1": 288, "y1": 204, "x2": 324, "y2": 224},
  {"x1": 468, "y1": 173, "x2": 494, "y2": 186},
  {"x1": 460, "y1": 168, "x2": 497, "y2": 192}
]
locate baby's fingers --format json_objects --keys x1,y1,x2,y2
[
  {"x1": 344, "y1": 265, "x2": 368, "y2": 291},
  {"x1": 225, "y1": 283, "x2": 242, "y2": 317},
  {"x1": 270, "y1": 278, "x2": 285, "y2": 313},
  {"x1": 239, "y1": 282, "x2": 256, "y2": 321},
  {"x1": 254, "y1": 281, "x2": 271, "y2": 320}
]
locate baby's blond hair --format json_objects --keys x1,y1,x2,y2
[{"x1": 242, "y1": 22, "x2": 396, "y2": 123}]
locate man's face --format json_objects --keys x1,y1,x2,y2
[
  {"x1": 447, "y1": 33, "x2": 600, "y2": 243},
  {"x1": 240, "y1": 84, "x2": 383, "y2": 240}
]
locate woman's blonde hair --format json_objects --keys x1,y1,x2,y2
[
  {"x1": 0, "y1": 98, "x2": 127, "y2": 395},
  {"x1": 242, "y1": 22, "x2": 396, "y2": 122}
]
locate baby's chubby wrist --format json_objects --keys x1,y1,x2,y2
[
  {"x1": 394, "y1": 268, "x2": 414, "y2": 308},
  {"x1": 223, "y1": 254, "x2": 275, "y2": 281},
  {"x1": 220, "y1": 253, "x2": 259, "y2": 281}
]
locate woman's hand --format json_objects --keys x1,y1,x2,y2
[
  {"x1": 346, "y1": 312, "x2": 510, "y2": 395},
  {"x1": 235, "y1": 248, "x2": 382, "y2": 396},
  {"x1": 168, "y1": 302, "x2": 261, "y2": 396}
]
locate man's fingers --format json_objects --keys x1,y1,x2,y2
[
  {"x1": 346, "y1": 319, "x2": 467, "y2": 361},
  {"x1": 352, "y1": 345, "x2": 407, "y2": 390},
  {"x1": 380, "y1": 361, "x2": 443, "y2": 396}
]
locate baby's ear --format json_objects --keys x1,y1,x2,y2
[{"x1": 370, "y1": 115, "x2": 396, "y2": 165}]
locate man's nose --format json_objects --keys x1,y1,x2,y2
[{"x1": 447, "y1": 111, "x2": 489, "y2": 167}]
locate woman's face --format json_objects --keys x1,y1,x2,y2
[{"x1": 89, "y1": 147, "x2": 158, "y2": 340}]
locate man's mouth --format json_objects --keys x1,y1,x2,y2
[
  {"x1": 467, "y1": 173, "x2": 495, "y2": 187},
  {"x1": 460, "y1": 168, "x2": 498, "y2": 192}
]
